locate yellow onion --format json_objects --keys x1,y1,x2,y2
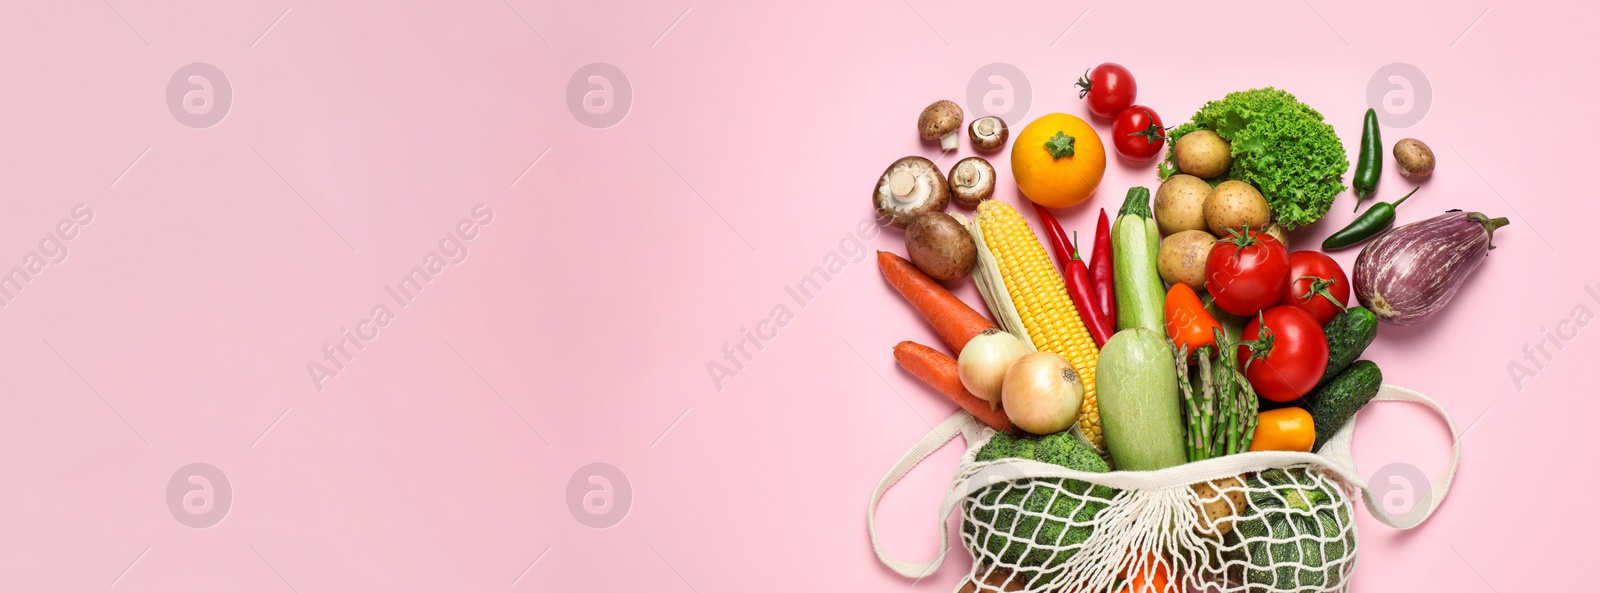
[
  {"x1": 1001, "y1": 352, "x2": 1084, "y2": 435},
  {"x1": 957, "y1": 329, "x2": 1030, "y2": 409}
]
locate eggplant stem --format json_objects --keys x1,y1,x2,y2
[{"x1": 1469, "y1": 212, "x2": 1513, "y2": 250}]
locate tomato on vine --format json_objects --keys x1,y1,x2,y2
[
  {"x1": 1204, "y1": 227, "x2": 1290, "y2": 317},
  {"x1": 1239, "y1": 306, "x2": 1329, "y2": 402},
  {"x1": 1111, "y1": 106, "x2": 1165, "y2": 161},
  {"x1": 1076, "y1": 63, "x2": 1137, "y2": 119},
  {"x1": 1278, "y1": 251, "x2": 1349, "y2": 325}
]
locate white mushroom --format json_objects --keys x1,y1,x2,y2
[
  {"x1": 948, "y1": 157, "x2": 996, "y2": 208},
  {"x1": 873, "y1": 156, "x2": 949, "y2": 228},
  {"x1": 918, "y1": 100, "x2": 964, "y2": 151},
  {"x1": 968, "y1": 116, "x2": 1008, "y2": 152}
]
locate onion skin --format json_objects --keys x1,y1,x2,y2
[
  {"x1": 1352, "y1": 211, "x2": 1509, "y2": 326},
  {"x1": 1001, "y1": 352, "x2": 1084, "y2": 435}
]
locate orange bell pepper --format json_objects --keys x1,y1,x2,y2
[
  {"x1": 1164, "y1": 283, "x2": 1222, "y2": 362},
  {"x1": 1248, "y1": 407, "x2": 1316, "y2": 452}
]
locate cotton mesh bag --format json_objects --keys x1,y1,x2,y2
[{"x1": 868, "y1": 385, "x2": 1459, "y2": 593}]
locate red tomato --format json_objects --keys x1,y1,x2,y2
[
  {"x1": 1278, "y1": 251, "x2": 1350, "y2": 325},
  {"x1": 1239, "y1": 306, "x2": 1330, "y2": 402},
  {"x1": 1204, "y1": 230, "x2": 1290, "y2": 317},
  {"x1": 1076, "y1": 63, "x2": 1136, "y2": 119},
  {"x1": 1111, "y1": 106, "x2": 1165, "y2": 161}
]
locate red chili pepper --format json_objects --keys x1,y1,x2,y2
[
  {"x1": 1089, "y1": 208, "x2": 1116, "y2": 327},
  {"x1": 1032, "y1": 204, "x2": 1114, "y2": 347}
]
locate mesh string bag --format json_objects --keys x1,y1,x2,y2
[{"x1": 868, "y1": 385, "x2": 1460, "y2": 593}]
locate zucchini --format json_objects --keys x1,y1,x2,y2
[
  {"x1": 1319, "y1": 306, "x2": 1378, "y2": 386},
  {"x1": 1095, "y1": 328, "x2": 1186, "y2": 470},
  {"x1": 1306, "y1": 360, "x2": 1383, "y2": 450},
  {"x1": 1112, "y1": 187, "x2": 1165, "y2": 333}
]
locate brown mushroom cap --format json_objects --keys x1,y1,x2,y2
[
  {"x1": 948, "y1": 157, "x2": 996, "y2": 208},
  {"x1": 1393, "y1": 138, "x2": 1436, "y2": 178},
  {"x1": 905, "y1": 212, "x2": 977, "y2": 282},
  {"x1": 873, "y1": 156, "x2": 949, "y2": 228},
  {"x1": 918, "y1": 100, "x2": 964, "y2": 141},
  {"x1": 968, "y1": 116, "x2": 1009, "y2": 152}
]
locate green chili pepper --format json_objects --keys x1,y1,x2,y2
[
  {"x1": 1321, "y1": 186, "x2": 1419, "y2": 250},
  {"x1": 1352, "y1": 108, "x2": 1382, "y2": 211}
]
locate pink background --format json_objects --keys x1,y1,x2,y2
[{"x1": 1, "y1": 0, "x2": 1595, "y2": 590}]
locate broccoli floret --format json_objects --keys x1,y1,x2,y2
[
  {"x1": 976, "y1": 431, "x2": 1107, "y2": 473},
  {"x1": 965, "y1": 431, "x2": 1115, "y2": 575},
  {"x1": 974, "y1": 431, "x2": 1032, "y2": 464},
  {"x1": 1033, "y1": 434, "x2": 1111, "y2": 473}
]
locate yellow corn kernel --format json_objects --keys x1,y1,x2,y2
[{"x1": 978, "y1": 200, "x2": 1104, "y2": 449}]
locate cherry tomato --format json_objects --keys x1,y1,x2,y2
[
  {"x1": 1111, "y1": 106, "x2": 1165, "y2": 161},
  {"x1": 1238, "y1": 306, "x2": 1329, "y2": 402},
  {"x1": 1278, "y1": 251, "x2": 1349, "y2": 325},
  {"x1": 1076, "y1": 63, "x2": 1136, "y2": 119},
  {"x1": 1204, "y1": 229, "x2": 1290, "y2": 317},
  {"x1": 1248, "y1": 407, "x2": 1316, "y2": 452}
]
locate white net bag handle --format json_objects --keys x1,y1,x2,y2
[
  {"x1": 867, "y1": 410, "x2": 987, "y2": 578},
  {"x1": 1316, "y1": 383, "x2": 1461, "y2": 530}
]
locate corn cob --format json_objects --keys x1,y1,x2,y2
[{"x1": 974, "y1": 200, "x2": 1104, "y2": 449}]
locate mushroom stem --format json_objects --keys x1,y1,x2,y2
[
  {"x1": 940, "y1": 131, "x2": 959, "y2": 151},
  {"x1": 889, "y1": 170, "x2": 917, "y2": 201}
]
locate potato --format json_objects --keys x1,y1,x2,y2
[
  {"x1": 1154, "y1": 175, "x2": 1212, "y2": 235},
  {"x1": 1263, "y1": 222, "x2": 1290, "y2": 249},
  {"x1": 1175, "y1": 130, "x2": 1233, "y2": 178},
  {"x1": 1192, "y1": 476, "x2": 1247, "y2": 537},
  {"x1": 1158, "y1": 230, "x2": 1216, "y2": 290},
  {"x1": 1204, "y1": 180, "x2": 1270, "y2": 238}
]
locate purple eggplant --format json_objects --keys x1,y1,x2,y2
[{"x1": 1352, "y1": 210, "x2": 1510, "y2": 326}]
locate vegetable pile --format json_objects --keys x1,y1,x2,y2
[
  {"x1": 1159, "y1": 88, "x2": 1350, "y2": 230},
  {"x1": 869, "y1": 70, "x2": 1500, "y2": 592}
]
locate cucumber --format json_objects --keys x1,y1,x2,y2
[
  {"x1": 1319, "y1": 306, "x2": 1378, "y2": 386},
  {"x1": 1306, "y1": 360, "x2": 1383, "y2": 450},
  {"x1": 1095, "y1": 328, "x2": 1187, "y2": 470},
  {"x1": 1112, "y1": 187, "x2": 1165, "y2": 333}
]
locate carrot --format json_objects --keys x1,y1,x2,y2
[
  {"x1": 893, "y1": 341, "x2": 1013, "y2": 432},
  {"x1": 878, "y1": 251, "x2": 996, "y2": 352}
]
